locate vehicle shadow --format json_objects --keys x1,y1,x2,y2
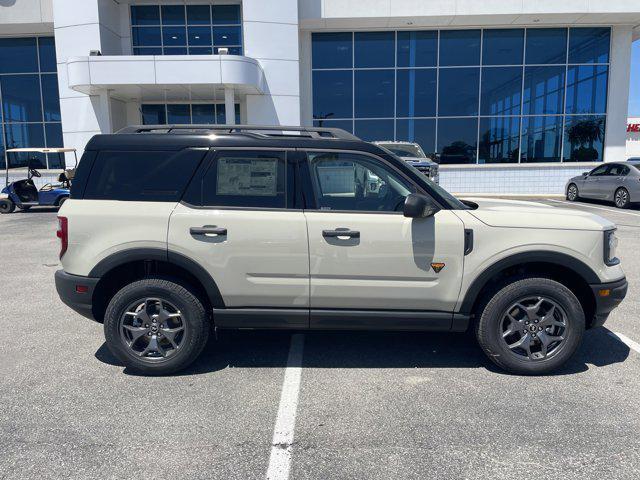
[
  {"x1": 94, "y1": 326, "x2": 630, "y2": 377},
  {"x1": 574, "y1": 197, "x2": 640, "y2": 211}
]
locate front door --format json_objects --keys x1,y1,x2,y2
[{"x1": 582, "y1": 164, "x2": 609, "y2": 198}]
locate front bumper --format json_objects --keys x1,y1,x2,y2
[
  {"x1": 589, "y1": 277, "x2": 628, "y2": 328},
  {"x1": 55, "y1": 270, "x2": 99, "y2": 321}
]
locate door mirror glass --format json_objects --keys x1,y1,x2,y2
[
  {"x1": 582, "y1": 171, "x2": 589, "y2": 176},
  {"x1": 403, "y1": 193, "x2": 439, "y2": 218}
]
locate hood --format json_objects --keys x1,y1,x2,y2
[{"x1": 461, "y1": 197, "x2": 614, "y2": 231}]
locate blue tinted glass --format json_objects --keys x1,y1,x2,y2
[
  {"x1": 354, "y1": 32, "x2": 394, "y2": 68},
  {"x1": 131, "y1": 5, "x2": 160, "y2": 25},
  {"x1": 167, "y1": 104, "x2": 190, "y2": 123},
  {"x1": 354, "y1": 70, "x2": 394, "y2": 118},
  {"x1": 563, "y1": 115, "x2": 605, "y2": 162},
  {"x1": 522, "y1": 66, "x2": 565, "y2": 115},
  {"x1": 480, "y1": 67, "x2": 522, "y2": 116},
  {"x1": 312, "y1": 32, "x2": 352, "y2": 69},
  {"x1": 354, "y1": 119, "x2": 394, "y2": 141},
  {"x1": 478, "y1": 116, "x2": 520, "y2": 163},
  {"x1": 569, "y1": 28, "x2": 610, "y2": 64},
  {"x1": 0, "y1": 133, "x2": 4, "y2": 169},
  {"x1": 396, "y1": 69, "x2": 436, "y2": 117},
  {"x1": 397, "y1": 31, "x2": 437, "y2": 67},
  {"x1": 520, "y1": 115, "x2": 562, "y2": 162},
  {"x1": 192, "y1": 104, "x2": 215, "y2": 123},
  {"x1": 38, "y1": 37, "x2": 57, "y2": 72},
  {"x1": 565, "y1": 65, "x2": 607, "y2": 114},
  {"x1": 438, "y1": 68, "x2": 479, "y2": 116},
  {"x1": 0, "y1": 38, "x2": 38, "y2": 73},
  {"x1": 41, "y1": 74, "x2": 61, "y2": 122},
  {"x1": 212, "y1": 5, "x2": 241, "y2": 24},
  {"x1": 439, "y1": 30, "x2": 480, "y2": 66},
  {"x1": 313, "y1": 70, "x2": 353, "y2": 119},
  {"x1": 213, "y1": 26, "x2": 241, "y2": 46},
  {"x1": 163, "y1": 26, "x2": 187, "y2": 46},
  {"x1": 187, "y1": 5, "x2": 211, "y2": 25},
  {"x1": 189, "y1": 47, "x2": 213, "y2": 55},
  {"x1": 312, "y1": 119, "x2": 353, "y2": 133},
  {"x1": 525, "y1": 28, "x2": 567, "y2": 64},
  {"x1": 132, "y1": 27, "x2": 162, "y2": 46},
  {"x1": 482, "y1": 29, "x2": 523, "y2": 65},
  {"x1": 134, "y1": 47, "x2": 162, "y2": 55},
  {"x1": 4, "y1": 123, "x2": 46, "y2": 167},
  {"x1": 164, "y1": 47, "x2": 188, "y2": 55},
  {"x1": 188, "y1": 26, "x2": 212, "y2": 46},
  {"x1": 396, "y1": 119, "x2": 436, "y2": 154},
  {"x1": 141, "y1": 104, "x2": 166, "y2": 124},
  {"x1": 215, "y1": 104, "x2": 241, "y2": 124},
  {"x1": 161, "y1": 5, "x2": 185, "y2": 25},
  {"x1": 437, "y1": 118, "x2": 478, "y2": 164},
  {"x1": 1, "y1": 75, "x2": 42, "y2": 122},
  {"x1": 235, "y1": 104, "x2": 241, "y2": 124},
  {"x1": 45, "y1": 122, "x2": 63, "y2": 149}
]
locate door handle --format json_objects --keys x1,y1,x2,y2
[
  {"x1": 190, "y1": 226, "x2": 227, "y2": 236},
  {"x1": 322, "y1": 229, "x2": 360, "y2": 239}
]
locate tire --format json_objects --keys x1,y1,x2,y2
[
  {"x1": 0, "y1": 199, "x2": 15, "y2": 214},
  {"x1": 566, "y1": 183, "x2": 579, "y2": 202},
  {"x1": 104, "y1": 277, "x2": 210, "y2": 375},
  {"x1": 476, "y1": 277, "x2": 585, "y2": 375},
  {"x1": 57, "y1": 196, "x2": 68, "y2": 207},
  {"x1": 614, "y1": 187, "x2": 630, "y2": 209}
]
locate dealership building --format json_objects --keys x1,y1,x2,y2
[{"x1": 1, "y1": 0, "x2": 639, "y2": 193}]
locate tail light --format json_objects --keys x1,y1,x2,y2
[{"x1": 57, "y1": 216, "x2": 68, "y2": 259}]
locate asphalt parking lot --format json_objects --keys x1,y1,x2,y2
[{"x1": 1, "y1": 198, "x2": 639, "y2": 480}]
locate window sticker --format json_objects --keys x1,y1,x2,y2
[{"x1": 217, "y1": 157, "x2": 278, "y2": 196}]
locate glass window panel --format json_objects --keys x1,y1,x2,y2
[
  {"x1": 188, "y1": 26, "x2": 212, "y2": 46},
  {"x1": 192, "y1": 104, "x2": 216, "y2": 124},
  {"x1": 312, "y1": 32, "x2": 352, "y2": 69},
  {"x1": 478, "y1": 116, "x2": 520, "y2": 163},
  {"x1": 163, "y1": 26, "x2": 187, "y2": 47},
  {"x1": 354, "y1": 70, "x2": 394, "y2": 118},
  {"x1": 437, "y1": 118, "x2": 478, "y2": 164},
  {"x1": 215, "y1": 46, "x2": 242, "y2": 55},
  {"x1": 131, "y1": 5, "x2": 160, "y2": 25},
  {"x1": 482, "y1": 29, "x2": 524, "y2": 65},
  {"x1": 396, "y1": 119, "x2": 436, "y2": 155},
  {"x1": 396, "y1": 69, "x2": 436, "y2": 117},
  {"x1": 439, "y1": 30, "x2": 480, "y2": 66},
  {"x1": 41, "y1": 74, "x2": 61, "y2": 122},
  {"x1": 0, "y1": 37, "x2": 38, "y2": 73},
  {"x1": 568, "y1": 28, "x2": 610, "y2": 64},
  {"x1": 189, "y1": 47, "x2": 213, "y2": 55},
  {"x1": 354, "y1": 32, "x2": 395, "y2": 68},
  {"x1": 187, "y1": 5, "x2": 211, "y2": 25},
  {"x1": 520, "y1": 115, "x2": 562, "y2": 163},
  {"x1": 312, "y1": 70, "x2": 353, "y2": 120},
  {"x1": 164, "y1": 47, "x2": 188, "y2": 55},
  {"x1": 438, "y1": 68, "x2": 479, "y2": 116},
  {"x1": 45, "y1": 123, "x2": 64, "y2": 168},
  {"x1": 565, "y1": 65, "x2": 608, "y2": 114},
  {"x1": 38, "y1": 37, "x2": 57, "y2": 72},
  {"x1": 215, "y1": 104, "x2": 241, "y2": 124},
  {"x1": 525, "y1": 28, "x2": 567, "y2": 64},
  {"x1": 161, "y1": 5, "x2": 185, "y2": 25},
  {"x1": 313, "y1": 119, "x2": 353, "y2": 133},
  {"x1": 522, "y1": 66, "x2": 565, "y2": 115},
  {"x1": 132, "y1": 27, "x2": 162, "y2": 47},
  {"x1": 563, "y1": 115, "x2": 605, "y2": 162},
  {"x1": 0, "y1": 132, "x2": 4, "y2": 169},
  {"x1": 480, "y1": 66, "x2": 522, "y2": 116},
  {"x1": 213, "y1": 26, "x2": 241, "y2": 46},
  {"x1": 141, "y1": 104, "x2": 166, "y2": 125},
  {"x1": 397, "y1": 31, "x2": 437, "y2": 67},
  {"x1": 236, "y1": 104, "x2": 241, "y2": 124},
  {"x1": 167, "y1": 104, "x2": 191, "y2": 123},
  {"x1": 134, "y1": 47, "x2": 162, "y2": 55},
  {"x1": 4, "y1": 123, "x2": 46, "y2": 167},
  {"x1": 354, "y1": 119, "x2": 394, "y2": 141},
  {"x1": 1, "y1": 75, "x2": 42, "y2": 123},
  {"x1": 212, "y1": 5, "x2": 241, "y2": 25}
]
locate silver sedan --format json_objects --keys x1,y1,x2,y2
[{"x1": 566, "y1": 161, "x2": 640, "y2": 208}]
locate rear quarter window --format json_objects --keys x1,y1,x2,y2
[{"x1": 83, "y1": 149, "x2": 206, "y2": 201}]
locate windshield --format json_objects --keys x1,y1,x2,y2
[{"x1": 377, "y1": 143, "x2": 426, "y2": 158}]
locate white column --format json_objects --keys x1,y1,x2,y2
[
  {"x1": 96, "y1": 90, "x2": 113, "y2": 133},
  {"x1": 224, "y1": 87, "x2": 236, "y2": 125},
  {"x1": 604, "y1": 25, "x2": 633, "y2": 162}
]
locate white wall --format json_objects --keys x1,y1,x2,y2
[{"x1": 0, "y1": 0, "x2": 53, "y2": 34}]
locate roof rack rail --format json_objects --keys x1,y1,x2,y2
[{"x1": 117, "y1": 124, "x2": 361, "y2": 141}]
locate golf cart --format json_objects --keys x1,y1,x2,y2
[{"x1": 0, "y1": 148, "x2": 77, "y2": 214}]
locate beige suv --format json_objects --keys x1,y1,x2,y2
[{"x1": 55, "y1": 125, "x2": 627, "y2": 376}]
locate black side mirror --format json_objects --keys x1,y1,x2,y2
[
  {"x1": 582, "y1": 171, "x2": 589, "y2": 176},
  {"x1": 403, "y1": 193, "x2": 440, "y2": 218}
]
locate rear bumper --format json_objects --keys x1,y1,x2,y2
[
  {"x1": 589, "y1": 277, "x2": 628, "y2": 328},
  {"x1": 55, "y1": 270, "x2": 99, "y2": 321}
]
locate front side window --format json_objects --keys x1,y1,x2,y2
[
  {"x1": 308, "y1": 152, "x2": 416, "y2": 212},
  {"x1": 589, "y1": 165, "x2": 608, "y2": 176}
]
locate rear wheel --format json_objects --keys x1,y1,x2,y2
[
  {"x1": 57, "y1": 196, "x2": 68, "y2": 207},
  {"x1": 566, "y1": 183, "x2": 579, "y2": 201},
  {"x1": 0, "y1": 199, "x2": 15, "y2": 214},
  {"x1": 476, "y1": 277, "x2": 584, "y2": 375},
  {"x1": 614, "y1": 187, "x2": 630, "y2": 209}
]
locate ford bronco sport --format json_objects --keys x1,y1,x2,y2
[{"x1": 55, "y1": 125, "x2": 627, "y2": 375}]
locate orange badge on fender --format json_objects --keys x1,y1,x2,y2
[{"x1": 431, "y1": 262, "x2": 445, "y2": 273}]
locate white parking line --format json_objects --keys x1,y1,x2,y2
[
  {"x1": 548, "y1": 199, "x2": 640, "y2": 218},
  {"x1": 266, "y1": 333, "x2": 305, "y2": 480},
  {"x1": 607, "y1": 330, "x2": 640, "y2": 354}
]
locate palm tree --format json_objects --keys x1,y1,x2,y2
[{"x1": 566, "y1": 117, "x2": 604, "y2": 161}]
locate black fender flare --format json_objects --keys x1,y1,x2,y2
[{"x1": 459, "y1": 250, "x2": 600, "y2": 315}]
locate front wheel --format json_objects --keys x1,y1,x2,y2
[
  {"x1": 104, "y1": 278, "x2": 210, "y2": 375},
  {"x1": 566, "y1": 183, "x2": 579, "y2": 201},
  {"x1": 614, "y1": 187, "x2": 630, "y2": 209},
  {"x1": 0, "y1": 199, "x2": 15, "y2": 214},
  {"x1": 476, "y1": 277, "x2": 584, "y2": 375}
]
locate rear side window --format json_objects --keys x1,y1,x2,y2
[{"x1": 83, "y1": 149, "x2": 205, "y2": 201}]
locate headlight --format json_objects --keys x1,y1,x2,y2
[{"x1": 604, "y1": 229, "x2": 619, "y2": 266}]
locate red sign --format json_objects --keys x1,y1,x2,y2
[{"x1": 628, "y1": 123, "x2": 640, "y2": 132}]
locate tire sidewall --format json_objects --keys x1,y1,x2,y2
[
  {"x1": 566, "y1": 184, "x2": 578, "y2": 201},
  {"x1": 615, "y1": 188, "x2": 630, "y2": 209},
  {"x1": 0, "y1": 199, "x2": 15, "y2": 213}
]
